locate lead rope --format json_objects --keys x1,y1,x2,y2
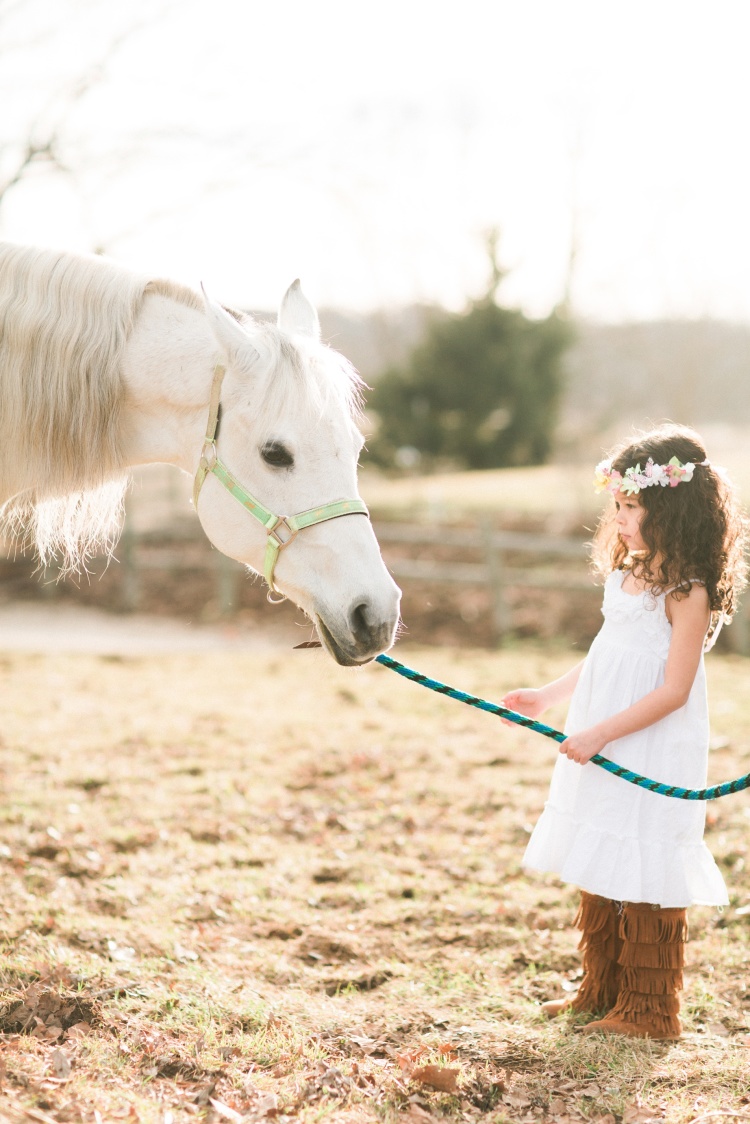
[{"x1": 374, "y1": 654, "x2": 750, "y2": 801}]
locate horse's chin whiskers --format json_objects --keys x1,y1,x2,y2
[{"x1": 313, "y1": 610, "x2": 396, "y2": 668}]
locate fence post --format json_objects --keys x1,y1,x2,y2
[
  {"x1": 480, "y1": 517, "x2": 509, "y2": 646},
  {"x1": 120, "y1": 519, "x2": 140, "y2": 612},
  {"x1": 215, "y1": 552, "x2": 240, "y2": 616}
]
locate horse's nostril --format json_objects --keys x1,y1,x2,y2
[{"x1": 349, "y1": 600, "x2": 371, "y2": 640}]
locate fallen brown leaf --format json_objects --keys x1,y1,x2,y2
[
  {"x1": 396, "y1": 1046, "x2": 429, "y2": 1071},
  {"x1": 406, "y1": 1105, "x2": 440, "y2": 1123},
  {"x1": 0, "y1": 1096, "x2": 62, "y2": 1124},
  {"x1": 250, "y1": 1091, "x2": 279, "y2": 1118},
  {"x1": 411, "y1": 1064, "x2": 459, "y2": 1094},
  {"x1": 50, "y1": 1047, "x2": 71, "y2": 1078},
  {"x1": 348, "y1": 1033, "x2": 383, "y2": 1054},
  {"x1": 504, "y1": 1090, "x2": 532, "y2": 1109},
  {"x1": 208, "y1": 1098, "x2": 244, "y2": 1122},
  {"x1": 622, "y1": 1098, "x2": 663, "y2": 1123}
]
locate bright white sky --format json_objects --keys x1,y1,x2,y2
[{"x1": 2, "y1": 0, "x2": 750, "y2": 320}]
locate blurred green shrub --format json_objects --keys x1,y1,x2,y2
[{"x1": 366, "y1": 238, "x2": 572, "y2": 472}]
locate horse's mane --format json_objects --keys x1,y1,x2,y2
[
  {"x1": 0, "y1": 243, "x2": 364, "y2": 570},
  {"x1": 0, "y1": 243, "x2": 201, "y2": 567}
]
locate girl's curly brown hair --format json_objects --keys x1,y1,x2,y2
[{"x1": 592, "y1": 424, "x2": 747, "y2": 631}]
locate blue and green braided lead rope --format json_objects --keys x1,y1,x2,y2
[{"x1": 375, "y1": 653, "x2": 750, "y2": 802}]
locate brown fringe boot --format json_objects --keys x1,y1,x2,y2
[
  {"x1": 581, "y1": 902, "x2": 687, "y2": 1039},
  {"x1": 542, "y1": 892, "x2": 622, "y2": 1019}
]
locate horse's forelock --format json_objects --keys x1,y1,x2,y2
[{"x1": 240, "y1": 321, "x2": 364, "y2": 433}]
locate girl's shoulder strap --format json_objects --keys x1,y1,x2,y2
[
  {"x1": 705, "y1": 611, "x2": 727, "y2": 652},
  {"x1": 663, "y1": 578, "x2": 705, "y2": 595}
]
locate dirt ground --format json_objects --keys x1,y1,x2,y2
[
  {"x1": 2, "y1": 639, "x2": 750, "y2": 1123},
  {"x1": 0, "y1": 601, "x2": 300, "y2": 656}
]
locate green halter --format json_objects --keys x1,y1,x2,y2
[{"x1": 192, "y1": 364, "x2": 369, "y2": 599}]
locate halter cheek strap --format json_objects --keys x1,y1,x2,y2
[
  {"x1": 192, "y1": 363, "x2": 226, "y2": 506},
  {"x1": 192, "y1": 363, "x2": 369, "y2": 599}
]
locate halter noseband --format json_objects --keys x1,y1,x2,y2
[{"x1": 192, "y1": 364, "x2": 369, "y2": 600}]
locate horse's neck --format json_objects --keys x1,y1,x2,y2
[{"x1": 119, "y1": 292, "x2": 217, "y2": 474}]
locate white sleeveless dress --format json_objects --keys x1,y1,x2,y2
[{"x1": 523, "y1": 568, "x2": 728, "y2": 908}]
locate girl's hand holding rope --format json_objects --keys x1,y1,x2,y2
[
  {"x1": 559, "y1": 726, "x2": 609, "y2": 765},
  {"x1": 500, "y1": 687, "x2": 549, "y2": 726},
  {"x1": 503, "y1": 689, "x2": 608, "y2": 764}
]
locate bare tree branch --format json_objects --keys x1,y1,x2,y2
[
  {"x1": 0, "y1": 0, "x2": 179, "y2": 210},
  {"x1": 0, "y1": 133, "x2": 74, "y2": 200}
]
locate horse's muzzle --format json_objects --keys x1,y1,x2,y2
[{"x1": 315, "y1": 598, "x2": 399, "y2": 666}]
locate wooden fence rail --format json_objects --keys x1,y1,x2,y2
[
  {"x1": 112, "y1": 519, "x2": 596, "y2": 645},
  {"x1": 34, "y1": 518, "x2": 748, "y2": 653},
  {"x1": 374, "y1": 522, "x2": 594, "y2": 643}
]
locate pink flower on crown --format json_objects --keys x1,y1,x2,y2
[
  {"x1": 593, "y1": 460, "x2": 622, "y2": 494},
  {"x1": 665, "y1": 456, "x2": 695, "y2": 486}
]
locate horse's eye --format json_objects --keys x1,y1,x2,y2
[{"x1": 261, "y1": 442, "x2": 294, "y2": 469}]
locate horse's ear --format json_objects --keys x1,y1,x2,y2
[
  {"x1": 278, "y1": 279, "x2": 320, "y2": 339},
  {"x1": 201, "y1": 285, "x2": 264, "y2": 373}
]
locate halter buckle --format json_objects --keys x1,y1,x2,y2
[{"x1": 268, "y1": 517, "x2": 296, "y2": 549}]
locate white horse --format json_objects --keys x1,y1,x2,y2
[{"x1": 0, "y1": 243, "x2": 400, "y2": 665}]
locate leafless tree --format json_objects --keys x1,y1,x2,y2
[{"x1": 0, "y1": 0, "x2": 178, "y2": 216}]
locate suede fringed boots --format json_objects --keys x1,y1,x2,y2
[
  {"x1": 542, "y1": 891, "x2": 623, "y2": 1019},
  {"x1": 581, "y1": 902, "x2": 687, "y2": 1040}
]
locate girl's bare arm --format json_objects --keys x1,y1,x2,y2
[
  {"x1": 561, "y1": 585, "x2": 710, "y2": 764},
  {"x1": 501, "y1": 660, "x2": 585, "y2": 721}
]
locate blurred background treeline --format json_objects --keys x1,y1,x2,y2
[{"x1": 3, "y1": 0, "x2": 750, "y2": 652}]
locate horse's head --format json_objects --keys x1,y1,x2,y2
[{"x1": 195, "y1": 281, "x2": 401, "y2": 665}]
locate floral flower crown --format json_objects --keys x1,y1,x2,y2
[{"x1": 594, "y1": 455, "x2": 708, "y2": 496}]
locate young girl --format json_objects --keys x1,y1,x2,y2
[{"x1": 502, "y1": 424, "x2": 747, "y2": 1040}]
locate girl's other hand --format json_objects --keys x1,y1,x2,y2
[{"x1": 500, "y1": 688, "x2": 547, "y2": 727}]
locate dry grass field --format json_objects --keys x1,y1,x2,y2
[{"x1": 2, "y1": 642, "x2": 750, "y2": 1123}]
